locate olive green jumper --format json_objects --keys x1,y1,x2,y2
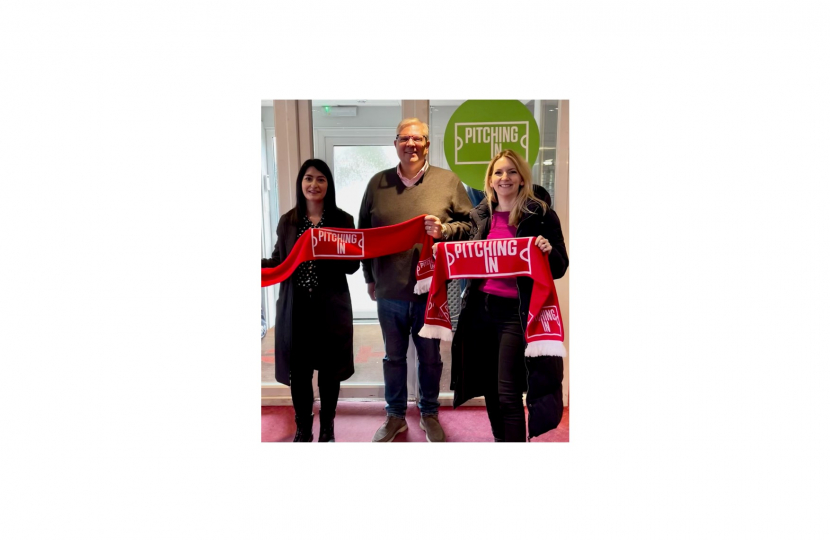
[{"x1": 358, "y1": 165, "x2": 473, "y2": 302}]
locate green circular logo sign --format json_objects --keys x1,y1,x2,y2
[{"x1": 443, "y1": 100, "x2": 540, "y2": 190}]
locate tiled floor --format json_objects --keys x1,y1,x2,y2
[{"x1": 262, "y1": 401, "x2": 569, "y2": 443}]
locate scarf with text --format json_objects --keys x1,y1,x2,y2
[
  {"x1": 261, "y1": 214, "x2": 435, "y2": 294},
  {"x1": 419, "y1": 237, "x2": 567, "y2": 358}
]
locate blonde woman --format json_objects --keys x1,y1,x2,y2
[{"x1": 448, "y1": 150, "x2": 569, "y2": 441}]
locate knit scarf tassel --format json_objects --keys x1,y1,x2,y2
[
  {"x1": 417, "y1": 321, "x2": 453, "y2": 341},
  {"x1": 261, "y1": 215, "x2": 435, "y2": 294},
  {"x1": 525, "y1": 339, "x2": 568, "y2": 358},
  {"x1": 419, "y1": 238, "x2": 567, "y2": 358}
]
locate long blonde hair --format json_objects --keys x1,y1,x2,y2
[{"x1": 483, "y1": 149, "x2": 547, "y2": 227}]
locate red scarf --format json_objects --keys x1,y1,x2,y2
[
  {"x1": 419, "y1": 237, "x2": 567, "y2": 358},
  {"x1": 261, "y1": 215, "x2": 435, "y2": 294}
]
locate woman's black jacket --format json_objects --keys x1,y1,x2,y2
[
  {"x1": 447, "y1": 193, "x2": 569, "y2": 439},
  {"x1": 261, "y1": 207, "x2": 360, "y2": 385}
]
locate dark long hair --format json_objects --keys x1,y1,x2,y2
[{"x1": 292, "y1": 159, "x2": 338, "y2": 223}]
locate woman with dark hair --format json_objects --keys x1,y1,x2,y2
[
  {"x1": 261, "y1": 158, "x2": 359, "y2": 442},
  {"x1": 448, "y1": 149, "x2": 569, "y2": 442}
]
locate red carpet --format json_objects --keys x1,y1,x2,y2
[{"x1": 262, "y1": 402, "x2": 569, "y2": 442}]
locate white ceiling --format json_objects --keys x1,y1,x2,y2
[
  {"x1": 259, "y1": 99, "x2": 402, "y2": 107},
  {"x1": 311, "y1": 100, "x2": 400, "y2": 107}
]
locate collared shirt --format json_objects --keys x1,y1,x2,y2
[{"x1": 396, "y1": 161, "x2": 429, "y2": 187}]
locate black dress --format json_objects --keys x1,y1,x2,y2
[{"x1": 291, "y1": 211, "x2": 328, "y2": 372}]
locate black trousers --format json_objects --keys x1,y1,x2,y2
[
  {"x1": 479, "y1": 293, "x2": 528, "y2": 442},
  {"x1": 290, "y1": 287, "x2": 341, "y2": 420},
  {"x1": 289, "y1": 363, "x2": 341, "y2": 420}
]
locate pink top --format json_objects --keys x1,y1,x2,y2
[{"x1": 481, "y1": 211, "x2": 519, "y2": 299}]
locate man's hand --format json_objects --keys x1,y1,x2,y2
[
  {"x1": 424, "y1": 215, "x2": 443, "y2": 239},
  {"x1": 367, "y1": 283, "x2": 377, "y2": 301}
]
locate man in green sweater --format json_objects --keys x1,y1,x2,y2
[{"x1": 359, "y1": 117, "x2": 473, "y2": 442}]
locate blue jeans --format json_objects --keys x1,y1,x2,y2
[{"x1": 377, "y1": 298, "x2": 443, "y2": 418}]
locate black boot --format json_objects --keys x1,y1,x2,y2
[
  {"x1": 318, "y1": 410, "x2": 336, "y2": 442},
  {"x1": 293, "y1": 412, "x2": 314, "y2": 442}
]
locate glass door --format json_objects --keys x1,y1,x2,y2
[
  {"x1": 327, "y1": 142, "x2": 399, "y2": 318},
  {"x1": 326, "y1": 141, "x2": 401, "y2": 393},
  {"x1": 311, "y1": 102, "x2": 411, "y2": 397}
]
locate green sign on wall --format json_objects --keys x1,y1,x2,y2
[{"x1": 443, "y1": 100, "x2": 540, "y2": 190}]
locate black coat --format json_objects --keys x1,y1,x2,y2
[
  {"x1": 450, "y1": 194, "x2": 569, "y2": 439},
  {"x1": 261, "y1": 207, "x2": 360, "y2": 385}
]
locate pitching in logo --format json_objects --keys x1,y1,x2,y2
[
  {"x1": 528, "y1": 305, "x2": 562, "y2": 339},
  {"x1": 454, "y1": 121, "x2": 531, "y2": 165},
  {"x1": 311, "y1": 229, "x2": 364, "y2": 258}
]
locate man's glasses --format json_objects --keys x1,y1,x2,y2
[{"x1": 395, "y1": 135, "x2": 427, "y2": 144}]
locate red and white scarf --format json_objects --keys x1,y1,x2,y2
[
  {"x1": 261, "y1": 215, "x2": 435, "y2": 294},
  {"x1": 419, "y1": 237, "x2": 567, "y2": 358}
]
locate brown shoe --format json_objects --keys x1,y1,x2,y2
[
  {"x1": 372, "y1": 416, "x2": 408, "y2": 442},
  {"x1": 419, "y1": 415, "x2": 446, "y2": 442}
]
